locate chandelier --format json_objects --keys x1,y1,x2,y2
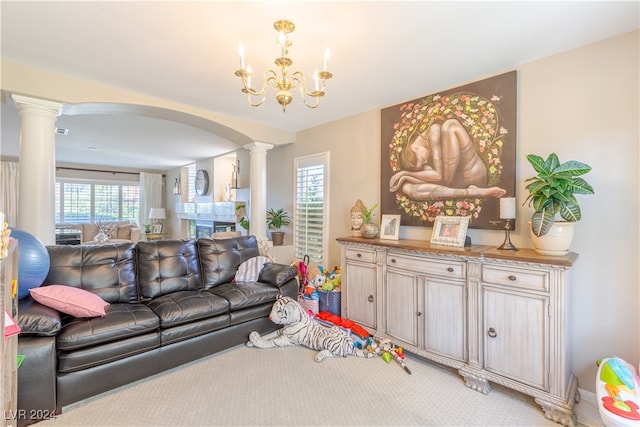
[{"x1": 235, "y1": 19, "x2": 332, "y2": 112}]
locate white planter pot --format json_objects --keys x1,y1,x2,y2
[{"x1": 529, "y1": 221, "x2": 575, "y2": 256}]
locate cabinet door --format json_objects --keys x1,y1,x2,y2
[
  {"x1": 483, "y1": 287, "x2": 549, "y2": 390},
  {"x1": 385, "y1": 269, "x2": 419, "y2": 347},
  {"x1": 344, "y1": 260, "x2": 377, "y2": 329},
  {"x1": 424, "y1": 277, "x2": 466, "y2": 361}
]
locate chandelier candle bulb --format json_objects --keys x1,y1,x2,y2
[
  {"x1": 238, "y1": 43, "x2": 245, "y2": 70},
  {"x1": 500, "y1": 197, "x2": 516, "y2": 220},
  {"x1": 323, "y1": 48, "x2": 330, "y2": 71},
  {"x1": 279, "y1": 31, "x2": 286, "y2": 57}
]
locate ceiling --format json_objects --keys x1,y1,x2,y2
[{"x1": 1, "y1": 1, "x2": 638, "y2": 171}]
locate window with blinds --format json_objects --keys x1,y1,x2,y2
[
  {"x1": 55, "y1": 180, "x2": 140, "y2": 224},
  {"x1": 186, "y1": 163, "x2": 197, "y2": 202},
  {"x1": 294, "y1": 152, "x2": 329, "y2": 265}
]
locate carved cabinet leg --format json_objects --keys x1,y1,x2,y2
[{"x1": 535, "y1": 398, "x2": 576, "y2": 427}]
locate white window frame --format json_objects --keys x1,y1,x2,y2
[
  {"x1": 55, "y1": 178, "x2": 140, "y2": 224},
  {"x1": 293, "y1": 152, "x2": 329, "y2": 265}
]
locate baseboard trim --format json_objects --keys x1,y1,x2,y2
[{"x1": 575, "y1": 388, "x2": 603, "y2": 427}]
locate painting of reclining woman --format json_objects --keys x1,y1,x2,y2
[{"x1": 380, "y1": 71, "x2": 516, "y2": 230}]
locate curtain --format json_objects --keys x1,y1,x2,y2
[
  {"x1": 139, "y1": 172, "x2": 163, "y2": 227},
  {"x1": 0, "y1": 161, "x2": 19, "y2": 227}
]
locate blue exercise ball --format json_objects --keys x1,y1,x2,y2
[{"x1": 9, "y1": 228, "x2": 50, "y2": 299}]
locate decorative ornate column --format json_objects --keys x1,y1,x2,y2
[
  {"x1": 243, "y1": 142, "x2": 273, "y2": 241},
  {"x1": 11, "y1": 94, "x2": 62, "y2": 245}
]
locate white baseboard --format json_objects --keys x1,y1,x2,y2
[{"x1": 575, "y1": 388, "x2": 604, "y2": 427}]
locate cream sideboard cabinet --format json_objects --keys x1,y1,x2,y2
[
  {"x1": 384, "y1": 251, "x2": 470, "y2": 368},
  {"x1": 341, "y1": 245, "x2": 380, "y2": 330},
  {"x1": 337, "y1": 237, "x2": 579, "y2": 426}
]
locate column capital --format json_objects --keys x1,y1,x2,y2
[
  {"x1": 243, "y1": 141, "x2": 274, "y2": 153},
  {"x1": 11, "y1": 94, "x2": 62, "y2": 117}
]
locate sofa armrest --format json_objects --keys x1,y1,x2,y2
[
  {"x1": 18, "y1": 336, "x2": 58, "y2": 421},
  {"x1": 18, "y1": 296, "x2": 62, "y2": 336},
  {"x1": 258, "y1": 263, "x2": 297, "y2": 287},
  {"x1": 130, "y1": 227, "x2": 141, "y2": 243}
]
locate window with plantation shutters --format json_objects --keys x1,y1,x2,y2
[
  {"x1": 294, "y1": 153, "x2": 329, "y2": 265},
  {"x1": 55, "y1": 179, "x2": 140, "y2": 224}
]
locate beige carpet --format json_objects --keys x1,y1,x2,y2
[{"x1": 36, "y1": 344, "x2": 564, "y2": 426}]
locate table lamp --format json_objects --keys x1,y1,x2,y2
[
  {"x1": 148, "y1": 208, "x2": 166, "y2": 232},
  {"x1": 497, "y1": 197, "x2": 518, "y2": 251}
]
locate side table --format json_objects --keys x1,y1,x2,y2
[{"x1": 143, "y1": 233, "x2": 165, "y2": 241}]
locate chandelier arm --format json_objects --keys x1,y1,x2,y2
[
  {"x1": 291, "y1": 71, "x2": 323, "y2": 109},
  {"x1": 242, "y1": 71, "x2": 278, "y2": 107}
]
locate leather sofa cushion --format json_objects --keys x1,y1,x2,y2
[
  {"x1": 209, "y1": 282, "x2": 281, "y2": 311},
  {"x1": 229, "y1": 302, "x2": 272, "y2": 326},
  {"x1": 58, "y1": 332, "x2": 160, "y2": 373},
  {"x1": 137, "y1": 239, "x2": 201, "y2": 300},
  {"x1": 160, "y1": 314, "x2": 230, "y2": 346},
  {"x1": 57, "y1": 303, "x2": 159, "y2": 351},
  {"x1": 18, "y1": 297, "x2": 62, "y2": 336},
  {"x1": 144, "y1": 290, "x2": 229, "y2": 328},
  {"x1": 198, "y1": 236, "x2": 261, "y2": 290},
  {"x1": 45, "y1": 243, "x2": 138, "y2": 303},
  {"x1": 258, "y1": 263, "x2": 298, "y2": 286}
]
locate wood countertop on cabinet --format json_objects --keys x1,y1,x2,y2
[{"x1": 336, "y1": 236, "x2": 578, "y2": 267}]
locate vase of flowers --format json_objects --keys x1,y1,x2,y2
[{"x1": 360, "y1": 203, "x2": 379, "y2": 239}]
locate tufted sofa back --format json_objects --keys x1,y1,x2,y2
[
  {"x1": 136, "y1": 239, "x2": 201, "y2": 300},
  {"x1": 44, "y1": 236, "x2": 262, "y2": 304},
  {"x1": 197, "y1": 235, "x2": 260, "y2": 290},
  {"x1": 45, "y1": 243, "x2": 138, "y2": 303}
]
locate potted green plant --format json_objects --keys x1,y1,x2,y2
[
  {"x1": 266, "y1": 208, "x2": 291, "y2": 246},
  {"x1": 360, "y1": 202, "x2": 379, "y2": 239},
  {"x1": 235, "y1": 204, "x2": 249, "y2": 233},
  {"x1": 523, "y1": 153, "x2": 594, "y2": 254}
]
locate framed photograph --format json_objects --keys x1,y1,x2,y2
[
  {"x1": 430, "y1": 216, "x2": 470, "y2": 247},
  {"x1": 152, "y1": 224, "x2": 163, "y2": 234},
  {"x1": 380, "y1": 214, "x2": 401, "y2": 240}
]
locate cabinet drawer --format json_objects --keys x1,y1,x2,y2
[
  {"x1": 386, "y1": 253, "x2": 466, "y2": 279},
  {"x1": 482, "y1": 265, "x2": 549, "y2": 292},
  {"x1": 345, "y1": 247, "x2": 376, "y2": 263}
]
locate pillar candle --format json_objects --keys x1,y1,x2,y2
[{"x1": 500, "y1": 197, "x2": 516, "y2": 219}]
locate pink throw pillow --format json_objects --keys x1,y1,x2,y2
[{"x1": 30, "y1": 285, "x2": 110, "y2": 317}]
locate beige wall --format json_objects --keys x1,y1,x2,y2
[{"x1": 268, "y1": 30, "x2": 639, "y2": 393}]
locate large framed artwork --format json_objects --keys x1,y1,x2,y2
[{"x1": 380, "y1": 71, "x2": 517, "y2": 230}]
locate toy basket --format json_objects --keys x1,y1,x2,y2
[
  {"x1": 297, "y1": 294, "x2": 319, "y2": 315},
  {"x1": 318, "y1": 290, "x2": 341, "y2": 316}
]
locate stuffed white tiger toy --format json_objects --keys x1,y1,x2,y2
[{"x1": 247, "y1": 295, "x2": 374, "y2": 362}]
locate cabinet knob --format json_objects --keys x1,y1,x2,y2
[
  {"x1": 417, "y1": 311, "x2": 422, "y2": 317},
  {"x1": 357, "y1": 253, "x2": 362, "y2": 258},
  {"x1": 508, "y1": 275, "x2": 517, "y2": 281},
  {"x1": 487, "y1": 327, "x2": 497, "y2": 338},
  {"x1": 368, "y1": 295, "x2": 374, "y2": 303},
  {"x1": 391, "y1": 258, "x2": 397, "y2": 263},
  {"x1": 447, "y1": 267, "x2": 454, "y2": 272}
]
